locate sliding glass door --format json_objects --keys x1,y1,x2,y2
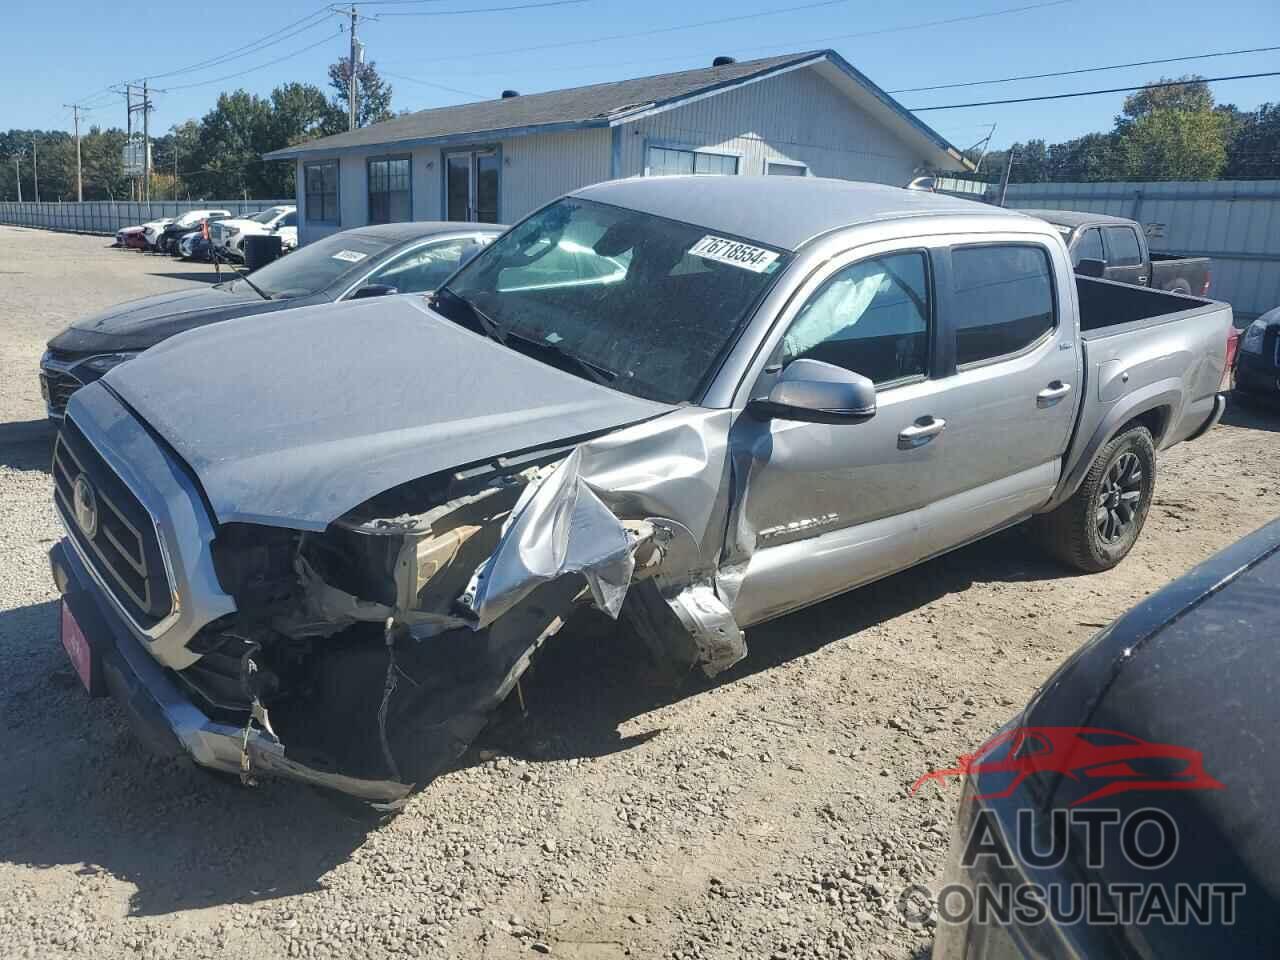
[{"x1": 443, "y1": 148, "x2": 500, "y2": 223}]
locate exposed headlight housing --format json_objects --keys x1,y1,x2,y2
[
  {"x1": 1240, "y1": 319, "x2": 1268, "y2": 355},
  {"x1": 82, "y1": 352, "x2": 140, "y2": 374}
]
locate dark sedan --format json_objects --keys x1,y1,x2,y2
[
  {"x1": 930, "y1": 517, "x2": 1280, "y2": 957},
  {"x1": 1235, "y1": 307, "x2": 1280, "y2": 402},
  {"x1": 39, "y1": 221, "x2": 504, "y2": 418}
]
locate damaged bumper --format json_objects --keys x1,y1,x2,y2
[{"x1": 50, "y1": 539, "x2": 412, "y2": 804}]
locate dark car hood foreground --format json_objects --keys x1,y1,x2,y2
[
  {"x1": 96, "y1": 295, "x2": 674, "y2": 530},
  {"x1": 48, "y1": 284, "x2": 299, "y2": 354}
]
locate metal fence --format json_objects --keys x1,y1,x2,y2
[
  {"x1": 935, "y1": 178, "x2": 1280, "y2": 322},
  {"x1": 0, "y1": 200, "x2": 293, "y2": 237}
]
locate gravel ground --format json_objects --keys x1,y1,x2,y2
[{"x1": 1, "y1": 224, "x2": 1277, "y2": 960}]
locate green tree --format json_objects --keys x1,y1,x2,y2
[
  {"x1": 1224, "y1": 102, "x2": 1280, "y2": 179},
  {"x1": 327, "y1": 57, "x2": 394, "y2": 127},
  {"x1": 1111, "y1": 76, "x2": 1228, "y2": 180}
]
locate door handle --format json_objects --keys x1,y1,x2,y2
[
  {"x1": 898, "y1": 416, "x2": 947, "y2": 449},
  {"x1": 1137, "y1": 275, "x2": 1148, "y2": 284},
  {"x1": 1037, "y1": 381, "x2": 1073, "y2": 406}
]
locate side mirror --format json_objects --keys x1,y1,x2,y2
[
  {"x1": 747, "y1": 358, "x2": 877, "y2": 424},
  {"x1": 351, "y1": 283, "x2": 398, "y2": 300},
  {"x1": 457, "y1": 245, "x2": 483, "y2": 270},
  {"x1": 1076, "y1": 258, "x2": 1107, "y2": 278}
]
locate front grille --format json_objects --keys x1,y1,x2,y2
[
  {"x1": 53, "y1": 416, "x2": 173, "y2": 629},
  {"x1": 42, "y1": 368, "x2": 82, "y2": 416}
]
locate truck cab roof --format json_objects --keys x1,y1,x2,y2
[{"x1": 571, "y1": 176, "x2": 1032, "y2": 252}]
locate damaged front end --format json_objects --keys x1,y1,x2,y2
[{"x1": 184, "y1": 426, "x2": 747, "y2": 804}]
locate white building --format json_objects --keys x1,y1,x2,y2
[{"x1": 265, "y1": 50, "x2": 973, "y2": 245}]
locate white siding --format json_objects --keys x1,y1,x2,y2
[
  {"x1": 294, "y1": 127, "x2": 611, "y2": 243},
  {"x1": 617, "y1": 65, "x2": 923, "y2": 186},
  {"x1": 497, "y1": 128, "x2": 612, "y2": 222}
]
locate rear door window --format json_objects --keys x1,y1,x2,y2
[
  {"x1": 1103, "y1": 227, "x2": 1143, "y2": 267},
  {"x1": 950, "y1": 244, "x2": 1055, "y2": 366}
]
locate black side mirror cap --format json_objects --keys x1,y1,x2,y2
[{"x1": 747, "y1": 358, "x2": 877, "y2": 424}]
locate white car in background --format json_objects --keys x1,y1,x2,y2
[
  {"x1": 211, "y1": 206, "x2": 296, "y2": 260},
  {"x1": 139, "y1": 217, "x2": 178, "y2": 250}
]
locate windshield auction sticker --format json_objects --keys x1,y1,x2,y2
[
  {"x1": 331, "y1": 250, "x2": 368, "y2": 263},
  {"x1": 689, "y1": 235, "x2": 780, "y2": 273}
]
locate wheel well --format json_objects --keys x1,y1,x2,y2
[{"x1": 1120, "y1": 407, "x2": 1170, "y2": 446}]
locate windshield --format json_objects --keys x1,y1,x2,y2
[
  {"x1": 437, "y1": 198, "x2": 788, "y2": 403},
  {"x1": 249, "y1": 208, "x2": 283, "y2": 224},
  {"x1": 239, "y1": 231, "x2": 396, "y2": 299}
]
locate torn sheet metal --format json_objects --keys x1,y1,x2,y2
[{"x1": 459, "y1": 447, "x2": 639, "y2": 627}]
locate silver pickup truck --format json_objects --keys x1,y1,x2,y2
[{"x1": 48, "y1": 178, "x2": 1231, "y2": 805}]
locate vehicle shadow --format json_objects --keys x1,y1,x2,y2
[
  {"x1": 0, "y1": 418, "x2": 54, "y2": 471},
  {"x1": 479, "y1": 524, "x2": 1068, "y2": 764},
  {"x1": 146, "y1": 270, "x2": 224, "y2": 284},
  {"x1": 0, "y1": 597, "x2": 378, "y2": 918},
  {"x1": 1223, "y1": 395, "x2": 1280, "y2": 432}
]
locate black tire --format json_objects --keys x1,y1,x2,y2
[{"x1": 1035, "y1": 426, "x2": 1156, "y2": 573}]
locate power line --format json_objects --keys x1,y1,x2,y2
[
  {"x1": 889, "y1": 43, "x2": 1280, "y2": 94},
  {"x1": 380, "y1": 71, "x2": 488, "y2": 98},
  {"x1": 378, "y1": 0, "x2": 587, "y2": 13},
  {"x1": 910, "y1": 71, "x2": 1280, "y2": 111},
  {"x1": 154, "y1": 30, "x2": 345, "y2": 93},
  {"x1": 143, "y1": 6, "x2": 337, "y2": 81},
  {"x1": 414, "y1": 0, "x2": 868, "y2": 64},
  {"x1": 401, "y1": 0, "x2": 1071, "y2": 73}
]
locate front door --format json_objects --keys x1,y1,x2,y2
[
  {"x1": 444, "y1": 149, "x2": 500, "y2": 223},
  {"x1": 731, "y1": 244, "x2": 953, "y2": 626}
]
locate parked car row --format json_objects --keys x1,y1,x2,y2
[
  {"x1": 42, "y1": 220, "x2": 503, "y2": 417},
  {"x1": 111, "y1": 206, "x2": 297, "y2": 262}
]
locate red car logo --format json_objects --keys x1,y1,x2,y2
[{"x1": 911, "y1": 726, "x2": 1224, "y2": 807}]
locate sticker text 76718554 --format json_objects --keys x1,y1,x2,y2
[{"x1": 689, "y1": 235, "x2": 780, "y2": 273}]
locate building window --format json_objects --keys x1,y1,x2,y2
[
  {"x1": 368, "y1": 156, "x2": 411, "y2": 224},
  {"x1": 646, "y1": 146, "x2": 739, "y2": 177},
  {"x1": 767, "y1": 161, "x2": 808, "y2": 176},
  {"x1": 304, "y1": 161, "x2": 339, "y2": 224}
]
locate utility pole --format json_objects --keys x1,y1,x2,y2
[
  {"x1": 126, "y1": 85, "x2": 133, "y2": 201},
  {"x1": 348, "y1": 5, "x2": 359, "y2": 131},
  {"x1": 996, "y1": 147, "x2": 1016, "y2": 208},
  {"x1": 142, "y1": 79, "x2": 151, "y2": 203},
  {"x1": 32, "y1": 138, "x2": 39, "y2": 203},
  {"x1": 13, "y1": 155, "x2": 21, "y2": 202},
  {"x1": 173, "y1": 147, "x2": 179, "y2": 200},
  {"x1": 65, "y1": 103, "x2": 84, "y2": 201}
]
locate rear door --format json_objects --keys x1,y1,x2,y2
[
  {"x1": 1102, "y1": 225, "x2": 1147, "y2": 286},
  {"x1": 916, "y1": 238, "x2": 1080, "y2": 559}
]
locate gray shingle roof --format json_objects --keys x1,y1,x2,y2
[{"x1": 264, "y1": 50, "x2": 962, "y2": 164}]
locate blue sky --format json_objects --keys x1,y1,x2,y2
[{"x1": 6, "y1": 0, "x2": 1278, "y2": 158}]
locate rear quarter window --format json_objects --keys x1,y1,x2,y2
[{"x1": 950, "y1": 244, "x2": 1056, "y2": 366}]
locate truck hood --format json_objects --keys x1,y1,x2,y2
[
  {"x1": 100, "y1": 295, "x2": 675, "y2": 530},
  {"x1": 48, "y1": 285, "x2": 295, "y2": 354}
]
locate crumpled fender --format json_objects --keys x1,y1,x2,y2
[{"x1": 456, "y1": 407, "x2": 751, "y2": 676}]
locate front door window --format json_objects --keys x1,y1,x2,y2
[{"x1": 444, "y1": 149, "x2": 500, "y2": 223}]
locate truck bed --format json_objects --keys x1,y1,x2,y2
[{"x1": 1049, "y1": 275, "x2": 1232, "y2": 510}]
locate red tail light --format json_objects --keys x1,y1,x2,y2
[{"x1": 1201, "y1": 270, "x2": 1212, "y2": 296}]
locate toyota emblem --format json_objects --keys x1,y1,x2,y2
[{"x1": 72, "y1": 474, "x2": 99, "y2": 539}]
